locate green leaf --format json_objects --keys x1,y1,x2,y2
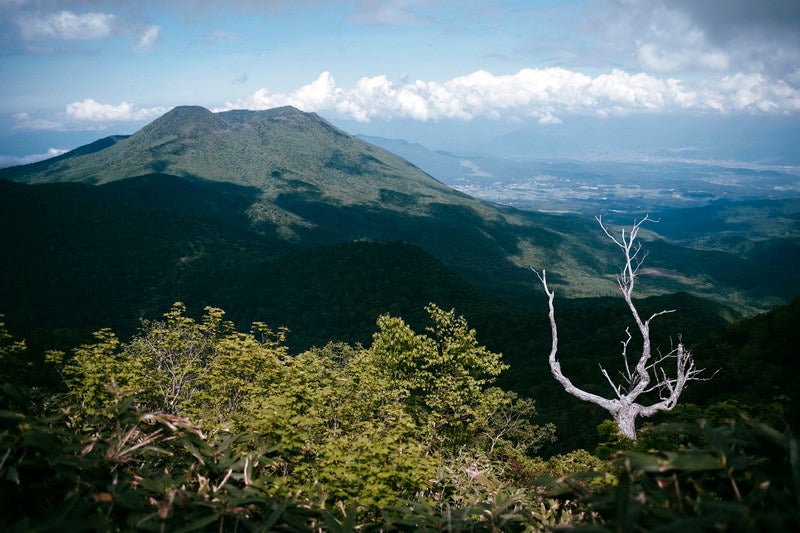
[
  {"x1": 173, "y1": 513, "x2": 221, "y2": 533},
  {"x1": 0, "y1": 409, "x2": 25, "y2": 421},
  {"x1": 661, "y1": 451, "x2": 723, "y2": 472},
  {"x1": 5, "y1": 465, "x2": 19, "y2": 484}
]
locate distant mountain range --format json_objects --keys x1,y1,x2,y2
[
  {"x1": 1, "y1": 105, "x2": 798, "y2": 346},
  {"x1": 358, "y1": 134, "x2": 800, "y2": 215}
]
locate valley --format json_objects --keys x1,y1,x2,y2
[{"x1": 361, "y1": 134, "x2": 800, "y2": 217}]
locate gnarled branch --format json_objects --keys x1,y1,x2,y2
[{"x1": 535, "y1": 217, "x2": 713, "y2": 440}]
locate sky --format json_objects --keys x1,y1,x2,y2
[{"x1": 1, "y1": 0, "x2": 799, "y2": 166}]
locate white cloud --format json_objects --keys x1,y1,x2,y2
[
  {"x1": 637, "y1": 43, "x2": 730, "y2": 73},
  {"x1": 17, "y1": 10, "x2": 115, "y2": 41},
  {"x1": 715, "y1": 73, "x2": 800, "y2": 112},
  {"x1": 12, "y1": 112, "x2": 65, "y2": 130},
  {"x1": 538, "y1": 113, "x2": 562, "y2": 125},
  {"x1": 65, "y1": 99, "x2": 168, "y2": 122},
  {"x1": 0, "y1": 148, "x2": 68, "y2": 169},
  {"x1": 134, "y1": 25, "x2": 160, "y2": 52},
  {"x1": 13, "y1": 101, "x2": 170, "y2": 131},
  {"x1": 228, "y1": 72, "x2": 342, "y2": 113},
  {"x1": 221, "y1": 68, "x2": 800, "y2": 123}
]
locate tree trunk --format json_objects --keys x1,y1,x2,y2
[{"x1": 614, "y1": 406, "x2": 639, "y2": 441}]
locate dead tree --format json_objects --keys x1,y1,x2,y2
[{"x1": 534, "y1": 216, "x2": 711, "y2": 440}]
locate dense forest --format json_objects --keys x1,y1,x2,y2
[{"x1": 2, "y1": 294, "x2": 799, "y2": 531}]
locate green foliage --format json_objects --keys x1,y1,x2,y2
[
  {"x1": 0, "y1": 315, "x2": 28, "y2": 382},
  {"x1": 46, "y1": 328, "x2": 125, "y2": 417},
  {"x1": 555, "y1": 420, "x2": 800, "y2": 531},
  {"x1": 543, "y1": 449, "x2": 608, "y2": 480},
  {"x1": 474, "y1": 387, "x2": 556, "y2": 456},
  {"x1": 47, "y1": 303, "x2": 289, "y2": 427},
  {"x1": 688, "y1": 296, "x2": 800, "y2": 430},
  {"x1": 594, "y1": 419, "x2": 636, "y2": 459},
  {"x1": 2, "y1": 305, "x2": 589, "y2": 530},
  {"x1": 370, "y1": 304, "x2": 514, "y2": 451},
  {"x1": 193, "y1": 320, "x2": 287, "y2": 425},
  {"x1": 0, "y1": 374, "x2": 574, "y2": 531},
  {"x1": 0, "y1": 382, "x2": 343, "y2": 531},
  {"x1": 39, "y1": 303, "x2": 561, "y2": 516},
  {"x1": 4, "y1": 302, "x2": 800, "y2": 530},
  {"x1": 313, "y1": 423, "x2": 435, "y2": 508}
]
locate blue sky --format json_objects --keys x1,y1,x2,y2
[{"x1": 1, "y1": 0, "x2": 799, "y2": 166}]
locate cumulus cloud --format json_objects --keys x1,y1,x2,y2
[
  {"x1": 65, "y1": 99, "x2": 168, "y2": 122},
  {"x1": 12, "y1": 101, "x2": 169, "y2": 132},
  {"x1": 538, "y1": 113, "x2": 562, "y2": 126},
  {"x1": 134, "y1": 25, "x2": 160, "y2": 52},
  {"x1": 17, "y1": 10, "x2": 115, "y2": 40},
  {"x1": 220, "y1": 68, "x2": 800, "y2": 123}
]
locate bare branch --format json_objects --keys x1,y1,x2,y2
[
  {"x1": 620, "y1": 327, "x2": 633, "y2": 383},
  {"x1": 536, "y1": 216, "x2": 711, "y2": 440},
  {"x1": 533, "y1": 268, "x2": 617, "y2": 413},
  {"x1": 646, "y1": 308, "x2": 675, "y2": 326},
  {"x1": 599, "y1": 363, "x2": 623, "y2": 399}
]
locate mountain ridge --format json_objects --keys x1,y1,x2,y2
[
  {"x1": 2, "y1": 105, "x2": 796, "y2": 312},
  {"x1": 1, "y1": 105, "x2": 590, "y2": 301}
]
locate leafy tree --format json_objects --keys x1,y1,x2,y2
[
  {"x1": 123, "y1": 303, "x2": 224, "y2": 414},
  {"x1": 254, "y1": 341, "x2": 438, "y2": 507},
  {"x1": 473, "y1": 387, "x2": 556, "y2": 456},
  {"x1": 191, "y1": 320, "x2": 288, "y2": 427},
  {"x1": 46, "y1": 328, "x2": 126, "y2": 417},
  {"x1": 370, "y1": 303, "x2": 510, "y2": 450},
  {"x1": 37, "y1": 301, "x2": 572, "y2": 520}
]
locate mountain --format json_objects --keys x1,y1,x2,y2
[
  {"x1": 3, "y1": 106, "x2": 460, "y2": 208},
  {"x1": 2, "y1": 105, "x2": 797, "y2": 321},
  {"x1": 0, "y1": 105, "x2": 602, "y2": 302}
]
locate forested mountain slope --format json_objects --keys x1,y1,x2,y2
[{"x1": 3, "y1": 105, "x2": 796, "y2": 314}]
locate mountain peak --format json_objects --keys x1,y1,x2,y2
[
  {"x1": 151, "y1": 105, "x2": 221, "y2": 126},
  {"x1": 218, "y1": 105, "x2": 324, "y2": 128},
  {"x1": 134, "y1": 105, "x2": 229, "y2": 141},
  {"x1": 0, "y1": 103, "x2": 456, "y2": 207},
  {"x1": 167, "y1": 104, "x2": 214, "y2": 116}
]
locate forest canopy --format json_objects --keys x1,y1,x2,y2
[{"x1": 2, "y1": 300, "x2": 799, "y2": 531}]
